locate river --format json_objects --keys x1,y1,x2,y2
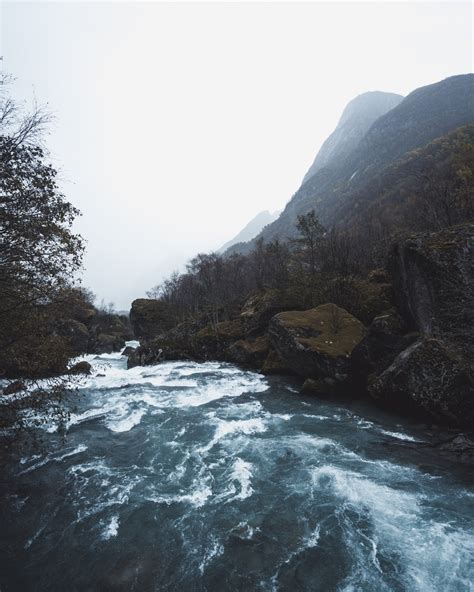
[{"x1": 1, "y1": 347, "x2": 473, "y2": 591}]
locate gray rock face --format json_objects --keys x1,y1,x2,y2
[
  {"x1": 366, "y1": 224, "x2": 474, "y2": 426},
  {"x1": 389, "y1": 223, "x2": 474, "y2": 353},
  {"x1": 369, "y1": 337, "x2": 474, "y2": 426},
  {"x1": 302, "y1": 91, "x2": 403, "y2": 184},
  {"x1": 351, "y1": 309, "x2": 418, "y2": 379}
]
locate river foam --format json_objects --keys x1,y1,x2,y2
[{"x1": 2, "y1": 355, "x2": 473, "y2": 592}]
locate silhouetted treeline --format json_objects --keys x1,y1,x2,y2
[{"x1": 147, "y1": 211, "x2": 379, "y2": 327}]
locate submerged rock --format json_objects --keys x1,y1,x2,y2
[
  {"x1": 68, "y1": 361, "x2": 92, "y2": 376},
  {"x1": 435, "y1": 434, "x2": 474, "y2": 464},
  {"x1": 121, "y1": 345, "x2": 136, "y2": 357},
  {"x1": 301, "y1": 378, "x2": 350, "y2": 397},
  {"x1": 2, "y1": 380, "x2": 26, "y2": 396},
  {"x1": 127, "y1": 345, "x2": 164, "y2": 369},
  {"x1": 268, "y1": 303, "x2": 366, "y2": 382}
]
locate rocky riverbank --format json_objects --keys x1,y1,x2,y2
[{"x1": 127, "y1": 224, "x2": 473, "y2": 429}]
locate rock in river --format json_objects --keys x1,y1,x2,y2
[{"x1": 268, "y1": 303, "x2": 366, "y2": 383}]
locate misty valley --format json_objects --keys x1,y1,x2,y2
[{"x1": 1, "y1": 3, "x2": 474, "y2": 591}]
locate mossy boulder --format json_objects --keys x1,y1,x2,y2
[
  {"x1": 92, "y1": 313, "x2": 130, "y2": 337},
  {"x1": 87, "y1": 314, "x2": 132, "y2": 354},
  {"x1": 96, "y1": 333, "x2": 124, "y2": 353},
  {"x1": 240, "y1": 289, "x2": 305, "y2": 337},
  {"x1": 193, "y1": 319, "x2": 244, "y2": 359},
  {"x1": 129, "y1": 298, "x2": 174, "y2": 342},
  {"x1": 226, "y1": 336, "x2": 269, "y2": 369},
  {"x1": 128, "y1": 317, "x2": 243, "y2": 368},
  {"x1": 196, "y1": 319, "x2": 244, "y2": 342},
  {"x1": 369, "y1": 337, "x2": 474, "y2": 426},
  {"x1": 268, "y1": 303, "x2": 366, "y2": 382}
]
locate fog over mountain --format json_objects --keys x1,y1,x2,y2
[
  {"x1": 3, "y1": 1, "x2": 472, "y2": 308},
  {"x1": 3, "y1": 3, "x2": 474, "y2": 589},
  {"x1": 226, "y1": 73, "x2": 474, "y2": 255},
  {"x1": 218, "y1": 210, "x2": 280, "y2": 253},
  {"x1": 301, "y1": 91, "x2": 403, "y2": 185}
]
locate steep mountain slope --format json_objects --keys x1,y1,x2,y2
[
  {"x1": 227, "y1": 74, "x2": 474, "y2": 255},
  {"x1": 302, "y1": 91, "x2": 403, "y2": 184},
  {"x1": 219, "y1": 210, "x2": 280, "y2": 253}
]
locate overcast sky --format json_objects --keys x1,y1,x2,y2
[{"x1": 2, "y1": 1, "x2": 473, "y2": 309}]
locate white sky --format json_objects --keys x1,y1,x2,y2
[{"x1": 2, "y1": 1, "x2": 473, "y2": 309}]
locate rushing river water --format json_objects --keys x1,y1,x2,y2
[{"x1": 1, "y1": 348, "x2": 473, "y2": 592}]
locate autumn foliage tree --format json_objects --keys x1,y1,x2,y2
[{"x1": 0, "y1": 74, "x2": 85, "y2": 432}]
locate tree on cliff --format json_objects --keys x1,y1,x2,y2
[
  {"x1": 0, "y1": 74, "x2": 84, "y2": 432},
  {"x1": 292, "y1": 210, "x2": 325, "y2": 277}
]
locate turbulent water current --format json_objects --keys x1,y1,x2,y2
[{"x1": 1, "y1": 346, "x2": 473, "y2": 591}]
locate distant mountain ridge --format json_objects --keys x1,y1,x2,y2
[
  {"x1": 302, "y1": 90, "x2": 403, "y2": 184},
  {"x1": 219, "y1": 210, "x2": 280, "y2": 253},
  {"x1": 226, "y1": 74, "x2": 474, "y2": 256}
]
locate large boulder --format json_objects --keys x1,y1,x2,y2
[
  {"x1": 369, "y1": 337, "x2": 474, "y2": 426},
  {"x1": 94, "y1": 333, "x2": 124, "y2": 354},
  {"x1": 88, "y1": 313, "x2": 132, "y2": 354},
  {"x1": 351, "y1": 308, "x2": 419, "y2": 379},
  {"x1": 67, "y1": 361, "x2": 92, "y2": 375},
  {"x1": 121, "y1": 345, "x2": 136, "y2": 357},
  {"x1": 240, "y1": 289, "x2": 305, "y2": 337},
  {"x1": 268, "y1": 303, "x2": 366, "y2": 383},
  {"x1": 389, "y1": 223, "x2": 474, "y2": 356},
  {"x1": 226, "y1": 336, "x2": 269, "y2": 369},
  {"x1": 129, "y1": 299, "x2": 174, "y2": 342},
  {"x1": 127, "y1": 318, "x2": 243, "y2": 368},
  {"x1": 2, "y1": 380, "x2": 26, "y2": 396},
  {"x1": 260, "y1": 349, "x2": 294, "y2": 376},
  {"x1": 127, "y1": 344, "x2": 165, "y2": 368}
]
